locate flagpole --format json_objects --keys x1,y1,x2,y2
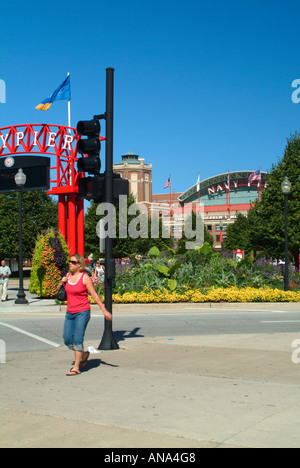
[
  {"x1": 67, "y1": 72, "x2": 71, "y2": 133},
  {"x1": 67, "y1": 72, "x2": 72, "y2": 189},
  {"x1": 228, "y1": 169, "x2": 231, "y2": 215},
  {"x1": 169, "y1": 174, "x2": 172, "y2": 217},
  {"x1": 68, "y1": 100, "x2": 71, "y2": 128},
  {"x1": 226, "y1": 173, "x2": 228, "y2": 207},
  {"x1": 198, "y1": 172, "x2": 201, "y2": 214},
  {"x1": 258, "y1": 166, "x2": 262, "y2": 201}
]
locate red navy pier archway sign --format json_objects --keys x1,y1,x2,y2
[{"x1": 0, "y1": 123, "x2": 105, "y2": 256}]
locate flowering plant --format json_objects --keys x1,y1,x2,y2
[
  {"x1": 29, "y1": 231, "x2": 70, "y2": 298},
  {"x1": 104, "y1": 287, "x2": 300, "y2": 304}
]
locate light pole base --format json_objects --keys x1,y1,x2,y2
[
  {"x1": 15, "y1": 290, "x2": 28, "y2": 305},
  {"x1": 98, "y1": 329, "x2": 119, "y2": 351}
]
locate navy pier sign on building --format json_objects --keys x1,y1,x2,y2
[{"x1": 0, "y1": 156, "x2": 50, "y2": 193}]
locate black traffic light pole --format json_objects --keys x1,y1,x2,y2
[{"x1": 98, "y1": 67, "x2": 119, "y2": 350}]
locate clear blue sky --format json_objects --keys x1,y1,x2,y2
[{"x1": 1, "y1": 0, "x2": 300, "y2": 195}]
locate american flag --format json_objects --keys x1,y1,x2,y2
[
  {"x1": 164, "y1": 177, "x2": 171, "y2": 189},
  {"x1": 248, "y1": 169, "x2": 261, "y2": 183}
]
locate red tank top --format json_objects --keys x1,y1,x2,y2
[{"x1": 65, "y1": 273, "x2": 91, "y2": 314}]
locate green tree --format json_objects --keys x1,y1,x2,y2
[
  {"x1": 248, "y1": 133, "x2": 300, "y2": 268},
  {"x1": 84, "y1": 195, "x2": 173, "y2": 259},
  {"x1": 222, "y1": 213, "x2": 253, "y2": 254},
  {"x1": 0, "y1": 191, "x2": 58, "y2": 259}
]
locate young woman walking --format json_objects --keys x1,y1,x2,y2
[{"x1": 58, "y1": 254, "x2": 112, "y2": 376}]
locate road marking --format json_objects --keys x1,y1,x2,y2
[
  {"x1": 261, "y1": 320, "x2": 300, "y2": 324},
  {"x1": 0, "y1": 321, "x2": 60, "y2": 348},
  {"x1": 186, "y1": 308, "x2": 300, "y2": 313}
]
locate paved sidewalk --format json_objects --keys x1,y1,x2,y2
[
  {"x1": 0, "y1": 280, "x2": 300, "y2": 448},
  {"x1": 0, "y1": 279, "x2": 60, "y2": 312},
  {"x1": 2, "y1": 279, "x2": 300, "y2": 316},
  {"x1": 1, "y1": 327, "x2": 300, "y2": 447}
]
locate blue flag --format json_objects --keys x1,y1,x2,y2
[{"x1": 36, "y1": 75, "x2": 71, "y2": 111}]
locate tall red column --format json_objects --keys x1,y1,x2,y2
[
  {"x1": 77, "y1": 197, "x2": 85, "y2": 257},
  {"x1": 58, "y1": 195, "x2": 66, "y2": 241},
  {"x1": 67, "y1": 193, "x2": 77, "y2": 255}
]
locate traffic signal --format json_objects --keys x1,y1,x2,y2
[
  {"x1": 113, "y1": 174, "x2": 129, "y2": 202},
  {"x1": 76, "y1": 108, "x2": 129, "y2": 203},
  {"x1": 77, "y1": 119, "x2": 101, "y2": 174},
  {"x1": 78, "y1": 173, "x2": 129, "y2": 202},
  {"x1": 78, "y1": 174, "x2": 105, "y2": 202}
]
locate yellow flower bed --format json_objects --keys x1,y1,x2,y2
[{"x1": 89, "y1": 287, "x2": 300, "y2": 304}]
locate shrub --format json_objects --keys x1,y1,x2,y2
[
  {"x1": 29, "y1": 231, "x2": 70, "y2": 298},
  {"x1": 111, "y1": 246, "x2": 299, "y2": 302}
]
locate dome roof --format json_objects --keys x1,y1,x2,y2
[{"x1": 115, "y1": 152, "x2": 141, "y2": 166}]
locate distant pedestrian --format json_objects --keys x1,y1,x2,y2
[
  {"x1": 93, "y1": 259, "x2": 105, "y2": 282},
  {"x1": 0, "y1": 260, "x2": 11, "y2": 302},
  {"x1": 58, "y1": 254, "x2": 112, "y2": 376}
]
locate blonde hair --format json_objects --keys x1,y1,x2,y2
[{"x1": 71, "y1": 254, "x2": 86, "y2": 272}]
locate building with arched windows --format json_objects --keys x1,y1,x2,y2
[
  {"x1": 176, "y1": 170, "x2": 268, "y2": 247},
  {"x1": 152, "y1": 171, "x2": 268, "y2": 248}
]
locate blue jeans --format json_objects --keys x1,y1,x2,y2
[{"x1": 63, "y1": 310, "x2": 91, "y2": 351}]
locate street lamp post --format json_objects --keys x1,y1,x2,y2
[
  {"x1": 14, "y1": 169, "x2": 28, "y2": 305},
  {"x1": 281, "y1": 176, "x2": 292, "y2": 292}
]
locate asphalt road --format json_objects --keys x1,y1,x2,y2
[{"x1": 1, "y1": 309, "x2": 300, "y2": 353}]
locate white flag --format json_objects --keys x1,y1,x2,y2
[{"x1": 196, "y1": 173, "x2": 200, "y2": 192}]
